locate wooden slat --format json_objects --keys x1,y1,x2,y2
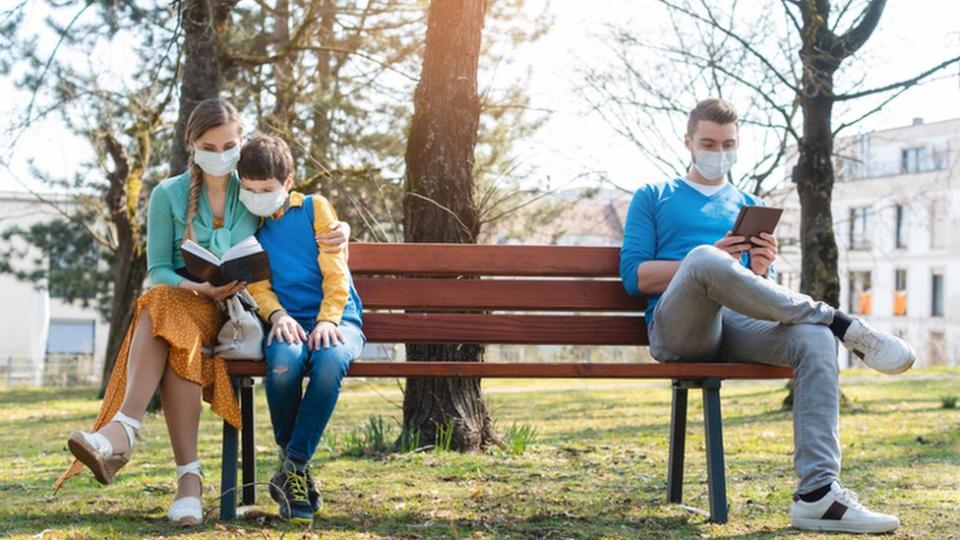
[
  {"x1": 354, "y1": 278, "x2": 645, "y2": 311},
  {"x1": 227, "y1": 361, "x2": 793, "y2": 379},
  {"x1": 348, "y1": 243, "x2": 620, "y2": 277},
  {"x1": 361, "y1": 313, "x2": 647, "y2": 345}
]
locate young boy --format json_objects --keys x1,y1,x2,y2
[{"x1": 238, "y1": 136, "x2": 364, "y2": 523}]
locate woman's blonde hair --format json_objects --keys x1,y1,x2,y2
[{"x1": 182, "y1": 98, "x2": 242, "y2": 242}]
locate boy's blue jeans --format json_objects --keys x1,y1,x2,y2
[{"x1": 263, "y1": 320, "x2": 365, "y2": 463}]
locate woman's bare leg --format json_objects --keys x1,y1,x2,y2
[
  {"x1": 98, "y1": 309, "x2": 168, "y2": 454},
  {"x1": 160, "y1": 362, "x2": 203, "y2": 500}
]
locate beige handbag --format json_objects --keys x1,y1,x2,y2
[{"x1": 213, "y1": 289, "x2": 265, "y2": 360}]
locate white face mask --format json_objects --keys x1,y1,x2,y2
[
  {"x1": 239, "y1": 188, "x2": 287, "y2": 217},
  {"x1": 193, "y1": 146, "x2": 240, "y2": 176},
  {"x1": 693, "y1": 148, "x2": 737, "y2": 180}
]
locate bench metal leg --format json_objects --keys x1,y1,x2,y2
[
  {"x1": 219, "y1": 415, "x2": 239, "y2": 521},
  {"x1": 667, "y1": 380, "x2": 688, "y2": 504},
  {"x1": 702, "y1": 377, "x2": 728, "y2": 523},
  {"x1": 240, "y1": 377, "x2": 257, "y2": 506}
]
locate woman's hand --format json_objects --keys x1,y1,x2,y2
[
  {"x1": 185, "y1": 280, "x2": 246, "y2": 300},
  {"x1": 316, "y1": 220, "x2": 350, "y2": 254},
  {"x1": 308, "y1": 321, "x2": 345, "y2": 350},
  {"x1": 714, "y1": 232, "x2": 750, "y2": 259},
  {"x1": 749, "y1": 232, "x2": 778, "y2": 277},
  {"x1": 267, "y1": 312, "x2": 307, "y2": 346}
]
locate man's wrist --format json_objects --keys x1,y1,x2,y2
[{"x1": 269, "y1": 310, "x2": 288, "y2": 324}]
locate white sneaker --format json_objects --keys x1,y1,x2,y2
[
  {"x1": 791, "y1": 481, "x2": 900, "y2": 534},
  {"x1": 841, "y1": 318, "x2": 916, "y2": 374}
]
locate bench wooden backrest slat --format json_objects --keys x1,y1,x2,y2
[
  {"x1": 362, "y1": 313, "x2": 648, "y2": 345},
  {"x1": 354, "y1": 278, "x2": 646, "y2": 311},
  {"x1": 349, "y1": 243, "x2": 621, "y2": 277}
]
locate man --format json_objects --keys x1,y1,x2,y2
[{"x1": 619, "y1": 98, "x2": 916, "y2": 534}]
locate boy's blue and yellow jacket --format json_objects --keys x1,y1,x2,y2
[{"x1": 247, "y1": 191, "x2": 363, "y2": 329}]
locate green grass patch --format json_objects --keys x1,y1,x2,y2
[{"x1": 1, "y1": 370, "x2": 958, "y2": 538}]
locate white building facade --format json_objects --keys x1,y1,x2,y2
[
  {"x1": 0, "y1": 192, "x2": 110, "y2": 386},
  {"x1": 771, "y1": 117, "x2": 960, "y2": 368}
]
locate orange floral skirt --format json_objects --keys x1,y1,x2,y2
[{"x1": 54, "y1": 285, "x2": 240, "y2": 492}]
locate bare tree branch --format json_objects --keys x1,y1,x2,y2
[{"x1": 835, "y1": 54, "x2": 960, "y2": 100}]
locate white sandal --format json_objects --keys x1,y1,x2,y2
[
  {"x1": 67, "y1": 412, "x2": 140, "y2": 485},
  {"x1": 167, "y1": 460, "x2": 204, "y2": 526}
]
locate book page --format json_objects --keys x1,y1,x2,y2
[
  {"x1": 181, "y1": 239, "x2": 221, "y2": 265},
  {"x1": 222, "y1": 235, "x2": 264, "y2": 263}
]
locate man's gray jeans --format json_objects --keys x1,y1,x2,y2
[{"x1": 648, "y1": 244, "x2": 839, "y2": 493}]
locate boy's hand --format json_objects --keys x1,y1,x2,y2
[
  {"x1": 316, "y1": 220, "x2": 350, "y2": 253},
  {"x1": 714, "y1": 232, "x2": 751, "y2": 259},
  {"x1": 268, "y1": 312, "x2": 307, "y2": 346},
  {"x1": 749, "y1": 232, "x2": 778, "y2": 277},
  {"x1": 309, "y1": 321, "x2": 345, "y2": 350}
]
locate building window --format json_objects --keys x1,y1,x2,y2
[
  {"x1": 930, "y1": 199, "x2": 948, "y2": 249},
  {"x1": 931, "y1": 273, "x2": 944, "y2": 317},
  {"x1": 901, "y1": 147, "x2": 927, "y2": 173},
  {"x1": 894, "y1": 204, "x2": 905, "y2": 249},
  {"x1": 848, "y1": 271, "x2": 872, "y2": 315},
  {"x1": 894, "y1": 269, "x2": 907, "y2": 317},
  {"x1": 46, "y1": 319, "x2": 96, "y2": 355},
  {"x1": 848, "y1": 207, "x2": 870, "y2": 250}
]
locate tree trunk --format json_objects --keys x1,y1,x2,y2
[
  {"x1": 169, "y1": 0, "x2": 236, "y2": 174},
  {"x1": 400, "y1": 0, "x2": 495, "y2": 450},
  {"x1": 793, "y1": 92, "x2": 840, "y2": 307}
]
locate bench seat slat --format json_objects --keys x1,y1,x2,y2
[
  {"x1": 354, "y1": 278, "x2": 646, "y2": 311},
  {"x1": 226, "y1": 360, "x2": 792, "y2": 379},
  {"x1": 349, "y1": 243, "x2": 620, "y2": 277},
  {"x1": 362, "y1": 313, "x2": 648, "y2": 345}
]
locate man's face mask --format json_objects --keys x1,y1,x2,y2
[{"x1": 693, "y1": 148, "x2": 737, "y2": 180}]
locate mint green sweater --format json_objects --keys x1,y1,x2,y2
[{"x1": 146, "y1": 171, "x2": 260, "y2": 286}]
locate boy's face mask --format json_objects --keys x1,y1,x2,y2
[{"x1": 239, "y1": 186, "x2": 287, "y2": 217}]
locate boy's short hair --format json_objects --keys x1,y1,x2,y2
[
  {"x1": 686, "y1": 98, "x2": 739, "y2": 137},
  {"x1": 238, "y1": 136, "x2": 294, "y2": 181}
]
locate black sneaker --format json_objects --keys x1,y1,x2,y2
[
  {"x1": 269, "y1": 465, "x2": 321, "y2": 512},
  {"x1": 270, "y1": 459, "x2": 315, "y2": 524},
  {"x1": 270, "y1": 449, "x2": 321, "y2": 511}
]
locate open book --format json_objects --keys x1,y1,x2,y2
[{"x1": 181, "y1": 236, "x2": 271, "y2": 286}]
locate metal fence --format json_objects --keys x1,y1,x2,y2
[{"x1": 0, "y1": 354, "x2": 98, "y2": 388}]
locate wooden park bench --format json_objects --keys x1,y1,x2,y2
[{"x1": 220, "y1": 243, "x2": 793, "y2": 523}]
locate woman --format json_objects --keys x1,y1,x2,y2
[{"x1": 54, "y1": 98, "x2": 350, "y2": 526}]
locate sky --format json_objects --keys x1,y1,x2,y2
[{"x1": 2, "y1": 0, "x2": 959, "y2": 196}]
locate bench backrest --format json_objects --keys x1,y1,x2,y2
[{"x1": 349, "y1": 243, "x2": 648, "y2": 346}]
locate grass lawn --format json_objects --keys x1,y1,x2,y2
[{"x1": 1, "y1": 369, "x2": 958, "y2": 539}]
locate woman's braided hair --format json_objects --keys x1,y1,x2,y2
[{"x1": 182, "y1": 98, "x2": 242, "y2": 242}]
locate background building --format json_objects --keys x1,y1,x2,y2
[{"x1": 771, "y1": 117, "x2": 959, "y2": 368}]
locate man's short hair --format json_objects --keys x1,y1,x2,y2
[{"x1": 686, "y1": 98, "x2": 739, "y2": 137}]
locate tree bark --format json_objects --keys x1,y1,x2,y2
[
  {"x1": 400, "y1": 0, "x2": 495, "y2": 450},
  {"x1": 169, "y1": 0, "x2": 237, "y2": 174}
]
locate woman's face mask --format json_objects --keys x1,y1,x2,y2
[
  {"x1": 239, "y1": 185, "x2": 288, "y2": 217},
  {"x1": 193, "y1": 146, "x2": 241, "y2": 177}
]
